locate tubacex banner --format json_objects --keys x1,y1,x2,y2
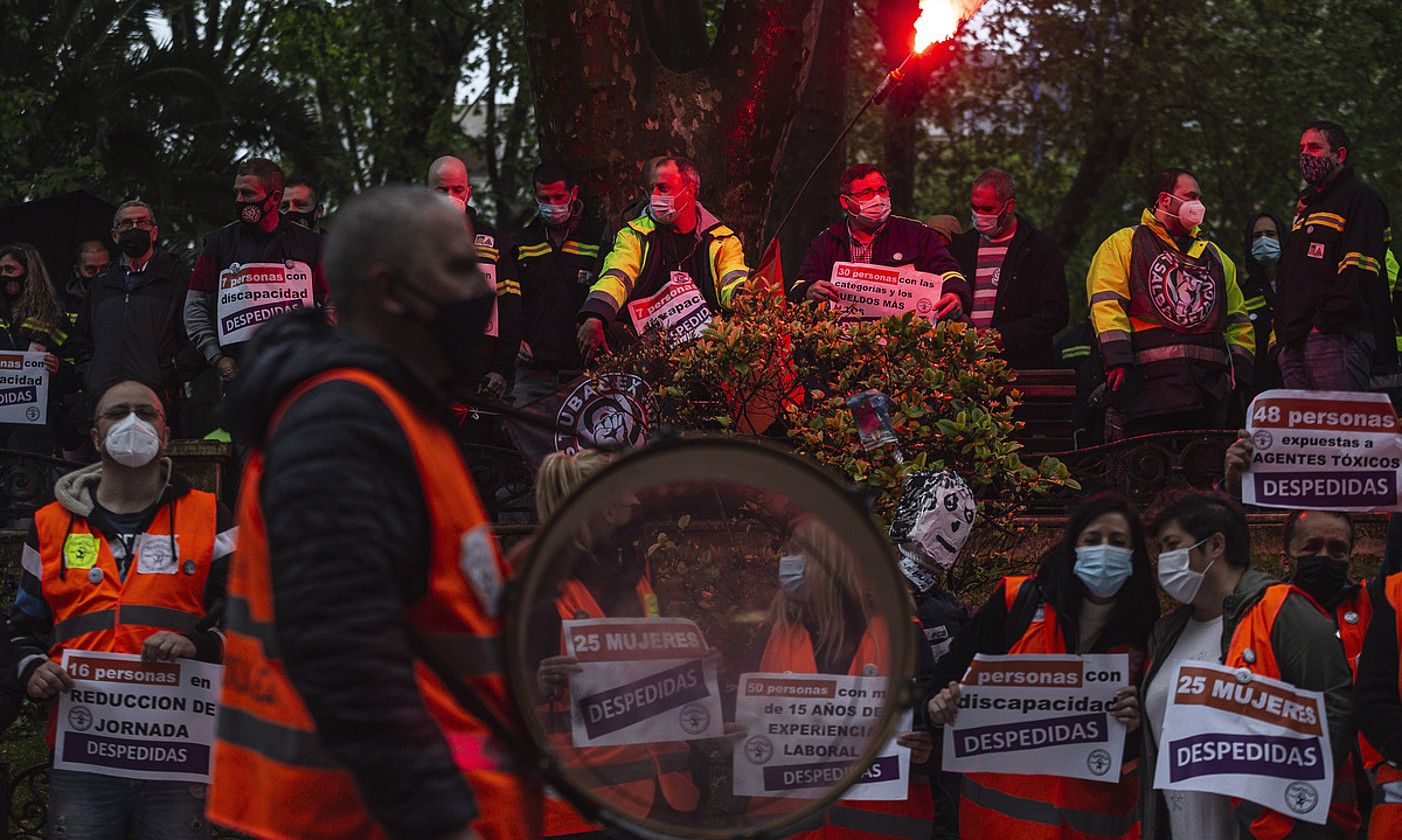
[
  {"x1": 942, "y1": 653, "x2": 1129, "y2": 781},
  {"x1": 1155, "y1": 660, "x2": 1333, "y2": 825}
]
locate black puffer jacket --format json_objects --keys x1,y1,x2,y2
[{"x1": 225, "y1": 309, "x2": 482, "y2": 839}]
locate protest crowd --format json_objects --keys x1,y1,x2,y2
[{"x1": 5, "y1": 115, "x2": 1402, "y2": 840}]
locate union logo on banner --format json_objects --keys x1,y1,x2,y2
[
  {"x1": 1147, "y1": 250, "x2": 1217, "y2": 330},
  {"x1": 504, "y1": 372, "x2": 655, "y2": 466}
]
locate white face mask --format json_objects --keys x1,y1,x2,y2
[
  {"x1": 440, "y1": 192, "x2": 467, "y2": 213},
  {"x1": 650, "y1": 187, "x2": 693, "y2": 225},
  {"x1": 778, "y1": 553, "x2": 807, "y2": 600},
  {"x1": 1074, "y1": 544, "x2": 1135, "y2": 599},
  {"x1": 849, "y1": 194, "x2": 892, "y2": 226},
  {"x1": 971, "y1": 205, "x2": 1011, "y2": 239},
  {"x1": 1156, "y1": 537, "x2": 1212, "y2": 604},
  {"x1": 104, "y1": 412, "x2": 162, "y2": 468}
]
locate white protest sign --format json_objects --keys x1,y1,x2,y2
[
  {"x1": 626, "y1": 272, "x2": 713, "y2": 345},
  {"x1": 733, "y1": 672, "x2": 910, "y2": 801},
  {"x1": 215, "y1": 261, "x2": 313, "y2": 345},
  {"x1": 1155, "y1": 660, "x2": 1333, "y2": 825},
  {"x1": 942, "y1": 653, "x2": 1128, "y2": 781},
  {"x1": 55, "y1": 650, "x2": 222, "y2": 783},
  {"x1": 480, "y1": 261, "x2": 499, "y2": 338},
  {"x1": 828, "y1": 262, "x2": 943, "y2": 323},
  {"x1": 0, "y1": 351, "x2": 49, "y2": 425},
  {"x1": 1243, "y1": 389, "x2": 1402, "y2": 511},
  {"x1": 562, "y1": 617, "x2": 723, "y2": 747}
]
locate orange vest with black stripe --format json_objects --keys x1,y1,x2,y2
[
  {"x1": 33, "y1": 488, "x2": 218, "y2": 746},
  {"x1": 1369, "y1": 574, "x2": 1402, "y2": 839},
  {"x1": 959, "y1": 575, "x2": 1141, "y2": 840},
  {"x1": 540, "y1": 576, "x2": 699, "y2": 835},
  {"x1": 1221, "y1": 583, "x2": 1360, "y2": 839},
  {"x1": 751, "y1": 614, "x2": 933, "y2": 839},
  {"x1": 206, "y1": 368, "x2": 534, "y2": 840}
]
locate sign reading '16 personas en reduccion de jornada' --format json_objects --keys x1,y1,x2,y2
[{"x1": 1243, "y1": 389, "x2": 1402, "y2": 511}]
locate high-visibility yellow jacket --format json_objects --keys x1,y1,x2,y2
[{"x1": 579, "y1": 205, "x2": 748, "y2": 331}]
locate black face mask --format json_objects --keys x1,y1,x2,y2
[
  {"x1": 395, "y1": 281, "x2": 495, "y2": 392},
  {"x1": 237, "y1": 194, "x2": 276, "y2": 226},
  {"x1": 117, "y1": 228, "x2": 152, "y2": 258},
  {"x1": 283, "y1": 209, "x2": 316, "y2": 230},
  {"x1": 1291, "y1": 555, "x2": 1349, "y2": 604},
  {"x1": 3, "y1": 273, "x2": 25, "y2": 300}
]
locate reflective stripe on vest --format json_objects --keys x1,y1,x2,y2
[
  {"x1": 826, "y1": 802, "x2": 932, "y2": 838},
  {"x1": 961, "y1": 774, "x2": 1138, "y2": 837},
  {"x1": 209, "y1": 368, "x2": 530, "y2": 839},
  {"x1": 54, "y1": 609, "x2": 115, "y2": 645},
  {"x1": 53, "y1": 604, "x2": 201, "y2": 645},
  {"x1": 1134, "y1": 343, "x2": 1228, "y2": 365}
]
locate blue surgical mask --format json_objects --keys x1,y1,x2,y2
[
  {"x1": 537, "y1": 200, "x2": 572, "y2": 226},
  {"x1": 1251, "y1": 236, "x2": 1281, "y2": 264},
  {"x1": 778, "y1": 554, "x2": 807, "y2": 600},
  {"x1": 1073, "y1": 544, "x2": 1134, "y2": 599}
]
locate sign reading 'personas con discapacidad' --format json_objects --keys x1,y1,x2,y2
[
  {"x1": 215, "y1": 261, "x2": 313, "y2": 345},
  {"x1": 0, "y1": 351, "x2": 49, "y2": 425},
  {"x1": 941, "y1": 653, "x2": 1128, "y2": 781},
  {"x1": 626, "y1": 272, "x2": 713, "y2": 346},
  {"x1": 55, "y1": 650, "x2": 222, "y2": 783},
  {"x1": 1243, "y1": 389, "x2": 1402, "y2": 511},
  {"x1": 733, "y1": 672, "x2": 912, "y2": 801},
  {"x1": 563, "y1": 617, "x2": 724, "y2": 747},
  {"x1": 1155, "y1": 660, "x2": 1333, "y2": 825}
]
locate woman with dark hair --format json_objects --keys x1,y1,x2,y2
[
  {"x1": 1236, "y1": 212, "x2": 1285, "y2": 419},
  {"x1": 926, "y1": 493, "x2": 1159, "y2": 839},
  {"x1": 0, "y1": 242, "x2": 79, "y2": 457}
]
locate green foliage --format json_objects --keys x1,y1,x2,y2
[{"x1": 642, "y1": 293, "x2": 1078, "y2": 551}]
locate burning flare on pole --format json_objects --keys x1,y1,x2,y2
[{"x1": 874, "y1": 0, "x2": 986, "y2": 103}]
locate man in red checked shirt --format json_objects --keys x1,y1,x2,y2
[{"x1": 184, "y1": 157, "x2": 333, "y2": 384}]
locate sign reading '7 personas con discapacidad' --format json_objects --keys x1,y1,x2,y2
[
  {"x1": 1243, "y1": 389, "x2": 1402, "y2": 511},
  {"x1": 54, "y1": 650, "x2": 222, "y2": 783},
  {"x1": 0, "y1": 350, "x2": 49, "y2": 425},
  {"x1": 563, "y1": 617, "x2": 724, "y2": 747},
  {"x1": 940, "y1": 653, "x2": 1129, "y2": 782},
  {"x1": 1155, "y1": 661, "x2": 1333, "y2": 825}
]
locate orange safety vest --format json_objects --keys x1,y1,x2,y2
[
  {"x1": 750, "y1": 614, "x2": 933, "y2": 839},
  {"x1": 33, "y1": 488, "x2": 218, "y2": 746},
  {"x1": 207, "y1": 368, "x2": 535, "y2": 840},
  {"x1": 1334, "y1": 585, "x2": 1382, "y2": 771},
  {"x1": 540, "y1": 576, "x2": 698, "y2": 835},
  {"x1": 1367, "y1": 573, "x2": 1402, "y2": 839},
  {"x1": 1222, "y1": 583, "x2": 1361, "y2": 839},
  {"x1": 958, "y1": 576, "x2": 1141, "y2": 840}
]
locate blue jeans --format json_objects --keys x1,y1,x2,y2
[
  {"x1": 48, "y1": 769, "x2": 209, "y2": 840},
  {"x1": 1278, "y1": 332, "x2": 1374, "y2": 391}
]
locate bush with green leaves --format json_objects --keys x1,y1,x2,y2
[{"x1": 597, "y1": 292, "x2": 1077, "y2": 591}]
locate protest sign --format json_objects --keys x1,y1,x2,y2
[
  {"x1": 828, "y1": 262, "x2": 942, "y2": 323},
  {"x1": 215, "y1": 261, "x2": 313, "y2": 345},
  {"x1": 55, "y1": 650, "x2": 222, "y2": 783},
  {"x1": 627, "y1": 272, "x2": 713, "y2": 345},
  {"x1": 0, "y1": 350, "x2": 49, "y2": 424},
  {"x1": 942, "y1": 653, "x2": 1128, "y2": 781},
  {"x1": 563, "y1": 617, "x2": 723, "y2": 747},
  {"x1": 1155, "y1": 660, "x2": 1332, "y2": 825},
  {"x1": 733, "y1": 672, "x2": 912, "y2": 801},
  {"x1": 1243, "y1": 389, "x2": 1402, "y2": 511}
]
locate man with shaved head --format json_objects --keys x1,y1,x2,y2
[
  {"x1": 207, "y1": 185, "x2": 533, "y2": 839},
  {"x1": 9, "y1": 378, "x2": 233, "y2": 838},
  {"x1": 428, "y1": 154, "x2": 521, "y2": 407}
]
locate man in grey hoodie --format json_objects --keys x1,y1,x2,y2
[{"x1": 8, "y1": 379, "x2": 233, "y2": 839}]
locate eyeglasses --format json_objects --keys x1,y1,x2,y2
[
  {"x1": 114, "y1": 219, "x2": 155, "y2": 231},
  {"x1": 98, "y1": 404, "x2": 163, "y2": 423},
  {"x1": 845, "y1": 186, "x2": 889, "y2": 202}
]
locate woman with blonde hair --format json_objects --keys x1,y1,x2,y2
[{"x1": 531, "y1": 448, "x2": 701, "y2": 836}]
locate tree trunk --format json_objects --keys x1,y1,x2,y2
[
  {"x1": 766, "y1": 0, "x2": 852, "y2": 279},
  {"x1": 523, "y1": 0, "x2": 826, "y2": 257}
]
